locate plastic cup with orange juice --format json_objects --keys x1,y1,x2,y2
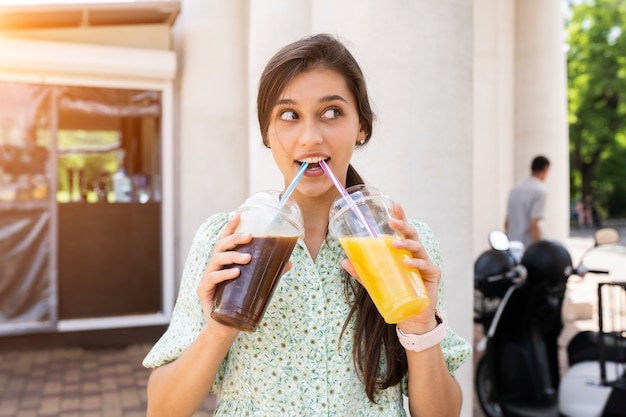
[{"x1": 328, "y1": 184, "x2": 430, "y2": 323}]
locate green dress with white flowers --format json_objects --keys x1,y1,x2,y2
[{"x1": 143, "y1": 213, "x2": 472, "y2": 416}]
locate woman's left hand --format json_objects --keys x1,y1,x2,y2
[{"x1": 341, "y1": 202, "x2": 441, "y2": 333}]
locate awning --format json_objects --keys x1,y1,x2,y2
[{"x1": 0, "y1": 1, "x2": 181, "y2": 30}]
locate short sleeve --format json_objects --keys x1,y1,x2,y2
[
  {"x1": 409, "y1": 220, "x2": 473, "y2": 375},
  {"x1": 529, "y1": 188, "x2": 547, "y2": 220},
  {"x1": 142, "y1": 213, "x2": 231, "y2": 369}
]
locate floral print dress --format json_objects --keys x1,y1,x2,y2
[{"x1": 143, "y1": 213, "x2": 472, "y2": 416}]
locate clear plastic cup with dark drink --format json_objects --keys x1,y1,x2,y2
[{"x1": 211, "y1": 191, "x2": 304, "y2": 332}]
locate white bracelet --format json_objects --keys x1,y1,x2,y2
[{"x1": 396, "y1": 311, "x2": 447, "y2": 352}]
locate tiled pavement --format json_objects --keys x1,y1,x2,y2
[{"x1": 0, "y1": 343, "x2": 217, "y2": 417}]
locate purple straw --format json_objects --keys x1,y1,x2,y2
[{"x1": 319, "y1": 160, "x2": 378, "y2": 237}]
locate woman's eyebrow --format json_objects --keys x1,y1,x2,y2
[
  {"x1": 274, "y1": 95, "x2": 348, "y2": 107},
  {"x1": 320, "y1": 94, "x2": 348, "y2": 104},
  {"x1": 275, "y1": 98, "x2": 296, "y2": 106}
]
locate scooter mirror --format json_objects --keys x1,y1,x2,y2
[
  {"x1": 488, "y1": 230, "x2": 510, "y2": 251},
  {"x1": 594, "y1": 227, "x2": 620, "y2": 246}
]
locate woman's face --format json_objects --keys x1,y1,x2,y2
[{"x1": 267, "y1": 68, "x2": 366, "y2": 200}]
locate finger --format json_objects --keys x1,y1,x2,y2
[
  {"x1": 404, "y1": 257, "x2": 440, "y2": 282},
  {"x1": 393, "y1": 239, "x2": 439, "y2": 282},
  {"x1": 214, "y1": 230, "x2": 253, "y2": 256},
  {"x1": 283, "y1": 261, "x2": 293, "y2": 275},
  {"x1": 212, "y1": 249, "x2": 252, "y2": 269},
  {"x1": 388, "y1": 222, "x2": 433, "y2": 268},
  {"x1": 197, "y1": 267, "x2": 241, "y2": 317},
  {"x1": 210, "y1": 215, "x2": 253, "y2": 272},
  {"x1": 392, "y1": 237, "x2": 430, "y2": 261},
  {"x1": 212, "y1": 213, "x2": 252, "y2": 254},
  {"x1": 388, "y1": 204, "x2": 421, "y2": 242},
  {"x1": 387, "y1": 203, "x2": 439, "y2": 280},
  {"x1": 387, "y1": 206, "x2": 432, "y2": 263},
  {"x1": 220, "y1": 213, "x2": 242, "y2": 239},
  {"x1": 198, "y1": 264, "x2": 241, "y2": 294},
  {"x1": 392, "y1": 203, "x2": 407, "y2": 222}
]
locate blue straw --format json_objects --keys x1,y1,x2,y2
[{"x1": 279, "y1": 162, "x2": 308, "y2": 207}]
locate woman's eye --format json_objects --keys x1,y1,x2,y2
[
  {"x1": 279, "y1": 110, "x2": 298, "y2": 121},
  {"x1": 322, "y1": 108, "x2": 341, "y2": 119}
]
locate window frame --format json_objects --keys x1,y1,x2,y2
[{"x1": 0, "y1": 37, "x2": 176, "y2": 333}]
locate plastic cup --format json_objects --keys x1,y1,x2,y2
[
  {"x1": 211, "y1": 190, "x2": 304, "y2": 332},
  {"x1": 328, "y1": 184, "x2": 430, "y2": 323}
]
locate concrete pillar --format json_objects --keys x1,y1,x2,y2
[
  {"x1": 515, "y1": 0, "x2": 569, "y2": 242},
  {"x1": 248, "y1": 0, "x2": 312, "y2": 192},
  {"x1": 174, "y1": 0, "x2": 249, "y2": 280},
  {"x1": 473, "y1": 0, "x2": 516, "y2": 256}
]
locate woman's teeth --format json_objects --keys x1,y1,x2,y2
[{"x1": 299, "y1": 157, "x2": 327, "y2": 164}]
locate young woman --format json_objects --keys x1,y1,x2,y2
[{"x1": 143, "y1": 33, "x2": 471, "y2": 417}]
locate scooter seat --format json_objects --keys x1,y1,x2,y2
[{"x1": 567, "y1": 331, "x2": 625, "y2": 366}]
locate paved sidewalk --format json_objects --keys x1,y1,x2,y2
[{"x1": 0, "y1": 343, "x2": 217, "y2": 417}]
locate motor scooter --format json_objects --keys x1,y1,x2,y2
[
  {"x1": 474, "y1": 227, "x2": 624, "y2": 417},
  {"x1": 474, "y1": 235, "x2": 526, "y2": 342}
]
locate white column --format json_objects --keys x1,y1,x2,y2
[
  {"x1": 248, "y1": 0, "x2": 312, "y2": 193},
  {"x1": 515, "y1": 0, "x2": 569, "y2": 242},
  {"x1": 472, "y1": 0, "x2": 516, "y2": 256},
  {"x1": 174, "y1": 0, "x2": 249, "y2": 281}
]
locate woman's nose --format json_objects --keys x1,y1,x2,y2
[{"x1": 298, "y1": 119, "x2": 323, "y2": 146}]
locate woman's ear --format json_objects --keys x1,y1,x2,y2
[{"x1": 356, "y1": 128, "x2": 367, "y2": 145}]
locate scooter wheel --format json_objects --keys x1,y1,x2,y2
[{"x1": 475, "y1": 355, "x2": 503, "y2": 417}]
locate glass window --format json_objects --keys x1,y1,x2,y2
[
  {"x1": 55, "y1": 86, "x2": 162, "y2": 205},
  {"x1": 0, "y1": 81, "x2": 164, "y2": 333},
  {"x1": 55, "y1": 86, "x2": 163, "y2": 319},
  {"x1": 0, "y1": 82, "x2": 53, "y2": 331}
]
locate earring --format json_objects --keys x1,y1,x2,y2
[{"x1": 357, "y1": 139, "x2": 365, "y2": 145}]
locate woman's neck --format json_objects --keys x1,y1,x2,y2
[{"x1": 294, "y1": 193, "x2": 337, "y2": 261}]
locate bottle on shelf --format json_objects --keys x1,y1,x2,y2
[{"x1": 112, "y1": 152, "x2": 132, "y2": 203}]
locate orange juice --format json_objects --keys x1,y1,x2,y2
[{"x1": 339, "y1": 235, "x2": 430, "y2": 323}]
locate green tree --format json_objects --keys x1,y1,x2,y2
[{"x1": 566, "y1": 0, "x2": 626, "y2": 218}]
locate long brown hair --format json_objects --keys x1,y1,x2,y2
[{"x1": 257, "y1": 33, "x2": 406, "y2": 402}]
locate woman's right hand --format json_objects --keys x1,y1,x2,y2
[{"x1": 196, "y1": 213, "x2": 252, "y2": 327}]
